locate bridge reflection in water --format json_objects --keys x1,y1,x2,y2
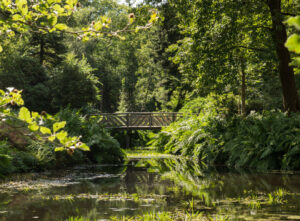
[{"x1": 97, "y1": 112, "x2": 183, "y2": 130}]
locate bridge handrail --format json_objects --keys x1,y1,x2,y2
[
  {"x1": 97, "y1": 112, "x2": 183, "y2": 115},
  {"x1": 93, "y1": 112, "x2": 184, "y2": 129}
]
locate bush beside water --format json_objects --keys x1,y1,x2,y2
[
  {"x1": 56, "y1": 108, "x2": 124, "y2": 164},
  {"x1": 149, "y1": 94, "x2": 300, "y2": 170},
  {"x1": 0, "y1": 108, "x2": 124, "y2": 176}
]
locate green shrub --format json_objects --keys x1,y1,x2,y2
[
  {"x1": 148, "y1": 95, "x2": 300, "y2": 170},
  {"x1": 56, "y1": 108, "x2": 124, "y2": 164},
  {"x1": 0, "y1": 141, "x2": 14, "y2": 175},
  {"x1": 224, "y1": 111, "x2": 300, "y2": 170},
  {"x1": 0, "y1": 140, "x2": 40, "y2": 174},
  {"x1": 26, "y1": 141, "x2": 56, "y2": 169},
  {"x1": 148, "y1": 94, "x2": 233, "y2": 162}
]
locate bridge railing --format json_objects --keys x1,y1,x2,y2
[{"x1": 96, "y1": 112, "x2": 183, "y2": 129}]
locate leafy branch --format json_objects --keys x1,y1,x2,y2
[
  {"x1": 285, "y1": 16, "x2": 300, "y2": 64},
  {"x1": 0, "y1": 0, "x2": 158, "y2": 51},
  {"x1": 0, "y1": 88, "x2": 89, "y2": 154}
]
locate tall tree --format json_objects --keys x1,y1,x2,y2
[
  {"x1": 168, "y1": 0, "x2": 300, "y2": 112},
  {"x1": 30, "y1": 33, "x2": 66, "y2": 66},
  {"x1": 266, "y1": 0, "x2": 300, "y2": 112}
]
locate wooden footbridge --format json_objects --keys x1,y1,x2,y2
[
  {"x1": 97, "y1": 112, "x2": 183, "y2": 130},
  {"x1": 92, "y1": 112, "x2": 183, "y2": 148}
]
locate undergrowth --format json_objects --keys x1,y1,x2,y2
[
  {"x1": 56, "y1": 108, "x2": 125, "y2": 164},
  {"x1": 148, "y1": 94, "x2": 300, "y2": 170},
  {"x1": 0, "y1": 140, "x2": 39, "y2": 175},
  {"x1": 0, "y1": 107, "x2": 124, "y2": 176}
]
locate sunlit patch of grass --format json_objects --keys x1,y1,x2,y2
[
  {"x1": 240, "y1": 188, "x2": 289, "y2": 207},
  {"x1": 267, "y1": 188, "x2": 288, "y2": 205},
  {"x1": 125, "y1": 149, "x2": 177, "y2": 159},
  {"x1": 248, "y1": 200, "x2": 261, "y2": 210}
]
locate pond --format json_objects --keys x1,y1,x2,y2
[{"x1": 0, "y1": 157, "x2": 300, "y2": 220}]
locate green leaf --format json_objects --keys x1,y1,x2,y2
[
  {"x1": 149, "y1": 12, "x2": 158, "y2": 23},
  {"x1": 48, "y1": 135, "x2": 56, "y2": 141},
  {"x1": 82, "y1": 35, "x2": 90, "y2": 42},
  {"x1": 0, "y1": 45, "x2": 2, "y2": 53},
  {"x1": 54, "y1": 147, "x2": 65, "y2": 152},
  {"x1": 7, "y1": 31, "x2": 15, "y2": 38},
  {"x1": 55, "y1": 23, "x2": 67, "y2": 30},
  {"x1": 2, "y1": 0, "x2": 12, "y2": 7},
  {"x1": 19, "y1": 107, "x2": 32, "y2": 123},
  {"x1": 48, "y1": 15, "x2": 58, "y2": 26},
  {"x1": 16, "y1": 0, "x2": 27, "y2": 9},
  {"x1": 93, "y1": 21, "x2": 102, "y2": 31},
  {"x1": 47, "y1": 0, "x2": 55, "y2": 4},
  {"x1": 28, "y1": 123, "x2": 39, "y2": 131},
  {"x1": 292, "y1": 57, "x2": 300, "y2": 66},
  {"x1": 53, "y1": 121, "x2": 66, "y2": 133},
  {"x1": 53, "y1": 4, "x2": 65, "y2": 14},
  {"x1": 12, "y1": 14, "x2": 23, "y2": 21},
  {"x1": 66, "y1": 0, "x2": 77, "y2": 7},
  {"x1": 285, "y1": 34, "x2": 300, "y2": 53},
  {"x1": 129, "y1": 17, "x2": 134, "y2": 24},
  {"x1": 79, "y1": 143, "x2": 90, "y2": 151},
  {"x1": 16, "y1": 0, "x2": 28, "y2": 15},
  {"x1": 40, "y1": 126, "x2": 52, "y2": 135},
  {"x1": 287, "y1": 16, "x2": 300, "y2": 30},
  {"x1": 31, "y1": 112, "x2": 39, "y2": 118},
  {"x1": 55, "y1": 130, "x2": 68, "y2": 143},
  {"x1": 117, "y1": 35, "x2": 126, "y2": 40}
]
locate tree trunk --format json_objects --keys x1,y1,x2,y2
[{"x1": 267, "y1": 0, "x2": 300, "y2": 112}]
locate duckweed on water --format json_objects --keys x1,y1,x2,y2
[
  {"x1": 58, "y1": 187, "x2": 293, "y2": 221},
  {"x1": 65, "y1": 211, "x2": 229, "y2": 221},
  {"x1": 110, "y1": 210, "x2": 205, "y2": 221},
  {"x1": 32, "y1": 192, "x2": 166, "y2": 204}
]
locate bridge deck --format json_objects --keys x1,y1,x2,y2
[{"x1": 97, "y1": 112, "x2": 183, "y2": 130}]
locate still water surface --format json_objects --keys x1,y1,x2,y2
[{"x1": 0, "y1": 158, "x2": 300, "y2": 220}]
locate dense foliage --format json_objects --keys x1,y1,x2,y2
[
  {"x1": 3, "y1": 0, "x2": 298, "y2": 114},
  {"x1": 0, "y1": 89, "x2": 123, "y2": 176},
  {"x1": 1, "y1": 0, "x2": 300, "y2": 174},
  {"x1": 149, "y1": 95, "x2": 300, "y2": 170},
  {"x1": 56, "y1": 108, "x2": 124, "y2": 164}
]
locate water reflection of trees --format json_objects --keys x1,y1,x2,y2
[
  {"x1": 131, "y1": 158, "x2": 300, "y2": 208},
  {"x1": 130, "y1": 158, "x2": 223, "y2": 206},
  {"x1": 2, "y1": 160, "x2": 300, "y2": 220}
]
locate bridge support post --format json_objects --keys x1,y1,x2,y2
[
  {"x1": 126, "y1": 129, "x2": 131, "y2": 149},
  {"x1": 172, "y1": 113, "x2": 176, "y2": 122}
]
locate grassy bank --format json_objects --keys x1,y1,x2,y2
[{"x1": 125, "y1": 149, "x2": 176, "y2": 159}]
